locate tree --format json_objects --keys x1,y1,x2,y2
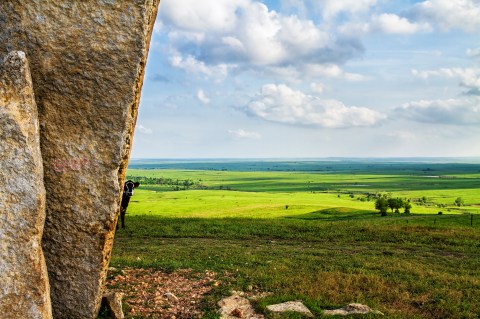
[
  {"x1": 375, "y1": 197, "x2": 389, "y2": 216},
  {"x1": 395, "y1": 198, "x2": 404, "y2": 213},
  {"x1": 388, "y1": 197, "x2": 403, "y2": 213},
  {"x1": 404, "y1": 201, "x2": 412, "y2": 214},
  {"x1": 454, "y1": 197, "x2": 464, "y2": 207},
  {"x1": 387, "y1": 198, "x2": 395, "y2": 213}
]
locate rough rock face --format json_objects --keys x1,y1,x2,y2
[
  {"x1": 101, "y1": 292, "x2": 124, "y2": 319},
  {"x1": 0, "y1": 51, "x2": 52, "y2": 319},
  {"x1": 0, "y1": 1, "x2": 160, "y2": 318}
]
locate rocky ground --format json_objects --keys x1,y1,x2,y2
[
  {"x1": 106, "y1": 268, "x2": 218, "y2": 319},
  {"x1": 105, "y1": 268, "x2": 382, "y2": 319}
]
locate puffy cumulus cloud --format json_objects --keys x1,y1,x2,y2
[
  {"x1": 370, "y1": 13, "x2": 431, "y2": 34},
  {"x1": 160, "y1": 0, "x2": 248, "y2": 32},
  {"x1": 246, "y1": 84, "x2": 386, "y2": 128},
  {"x1": 160, "y1": 0, "x2": 363, "y2": 76},
  {"x1": 196, "y1": 89, "x2": 211, "y2": 104},
  {"x1": 395, "y1": 97, "x2": 480, "y2": 124},
  {"x1": 228, "y1": 129, "x2": 261, "y2": 139},
  {"x1": 412, "y1": 67, "x2": 480, "y2": 92},
  {"x1": 410, "y1": 0, "x2": 480, "y2": 32}
]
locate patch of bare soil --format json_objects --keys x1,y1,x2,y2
[{"x1": 106, "y1": 268, "x2": 217, "y2": 319}]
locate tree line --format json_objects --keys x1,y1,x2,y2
[
  {"x1": 374, "y1": 194, "x2": 465, "y2": 216},
  {"x1": 126, "y1": 175, "x2": 201, "y2": 190}
]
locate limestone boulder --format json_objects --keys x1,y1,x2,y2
[
  {"x1": 0, "y1": 51, "x2": 52, "y2": 318},
  {"x1": 0, "y1": 1, "x2": 160, "y2": 318}
]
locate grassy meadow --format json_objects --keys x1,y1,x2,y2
[{"x1": 110, "y1": 160, "x2": 480, "y2": 318}]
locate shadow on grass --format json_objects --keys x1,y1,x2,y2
[{"x1": 286, "y1": 207, "x2": 377, "y2": 221}]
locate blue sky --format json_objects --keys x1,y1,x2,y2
[{"x1": 132, "y1": 0, "x2": 480, "y2": 158}]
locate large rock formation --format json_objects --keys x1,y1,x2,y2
[
  {"x1": 0, "y1": 1, "x2": 160, "y2": 318},
  {"x1": 0, "y1": 51, "x2": 52, "y2": 319}
]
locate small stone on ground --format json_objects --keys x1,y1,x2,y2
[
  {"x1": 218, "y1": 293, "x2": 264, "y2": 319},
  {"x1": 266, "y1": 301, "x2": 313, "y2": 317},
  {"x1": 323, "y1": 303, "x2": 384, "y2": 316}
]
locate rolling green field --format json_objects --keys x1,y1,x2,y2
[{"x1": 110, "y1": 161, "x2": 480, "y2": 318}]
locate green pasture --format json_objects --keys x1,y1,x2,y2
[
  {"x1": 108, "y1": 163, "x2": 480, "y2": 318},
  {"x1": 127, "y1": 168, "x2": 480, "y2": 216}
]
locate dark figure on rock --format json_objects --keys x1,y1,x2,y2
[{"x1": 117, "y1": 180, "x2": 140, "y2": 229}]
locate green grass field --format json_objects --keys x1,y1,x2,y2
[{"x1": 109, "y1": 161, "x2": 480, "y2": 318}]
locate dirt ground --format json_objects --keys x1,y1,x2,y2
[{"x1": 106, "y1": 267, "x2": 219, "y2": 319}]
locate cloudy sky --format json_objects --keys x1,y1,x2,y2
[{"x1": 132, "y1": 0, "x2": 480, "y2": 159}]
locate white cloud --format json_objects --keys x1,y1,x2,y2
[
  {"x1": 410, "y1": 0, "x2": 480, "y2": 32},
  {"x1": 160, "y1": 0, "x2": 362, "y2": 73},
  {"x1": 339, "y1": 14, "x2": 431, "y2": 36},
  {"x1": 169, "y1": 53, "x2": 232, "y2": 80},
  {"x1": 168, "y1": 30, "x2": 205, "y2": 44},
  {"x1": 412, "y1": 67, "x2": 480, "y2": 91},
  {"x1": 370, "y1": 13, "x2": 432, "y2": 34},
  {"x1": 247, "y1": 84, "x2": 386, "y2": 128},
  {"x1": 222, "y1": 36, "x2": 246, "y2": 52},
  {"x1": 136, "y1": 124, "x2": 153, "y2": 134},
  {"x1": 303, "y1": 64, "x2": 368, "y2": 81},
  {"x1": 260, "y1": 63, "x2": 368, "y2": 83},
  {"x1": 196, "y1": 89, "x2": 211, "y2": 104},
  {"x1": 396, "y1": 97, "x2": 480, "y2": 124},
  {"x1": 228, "y1": 129, "x2": 261, "y2": 139},
  {"x1": 159, "y1": 0, "x2": 248, "y2": 33},
  {"x1": 153, "y1": 19, "x2": 163, "y2": 33},
  {"x1": 310, "y1": 82, "x2": 325, "y2": 94}
]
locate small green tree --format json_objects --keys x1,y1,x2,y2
[
  {"x1": 394, "y1": 198, "x2": 404, "y2": 213},
  {"x1": 454, "y1": 197, "x2": 464, "y2": 207},
  {"x1": 404, "y1": 201, "x2": 412, "y2": 214},
  {"x1": 387, "y1": 198, "x2": 395, "y2": 213},
  {"x1": 387, "y1": 197, "x2": 403, "y2": 213},
  {"x1": 375, "y1": 197, "x2": 389, "y2": 216}
]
